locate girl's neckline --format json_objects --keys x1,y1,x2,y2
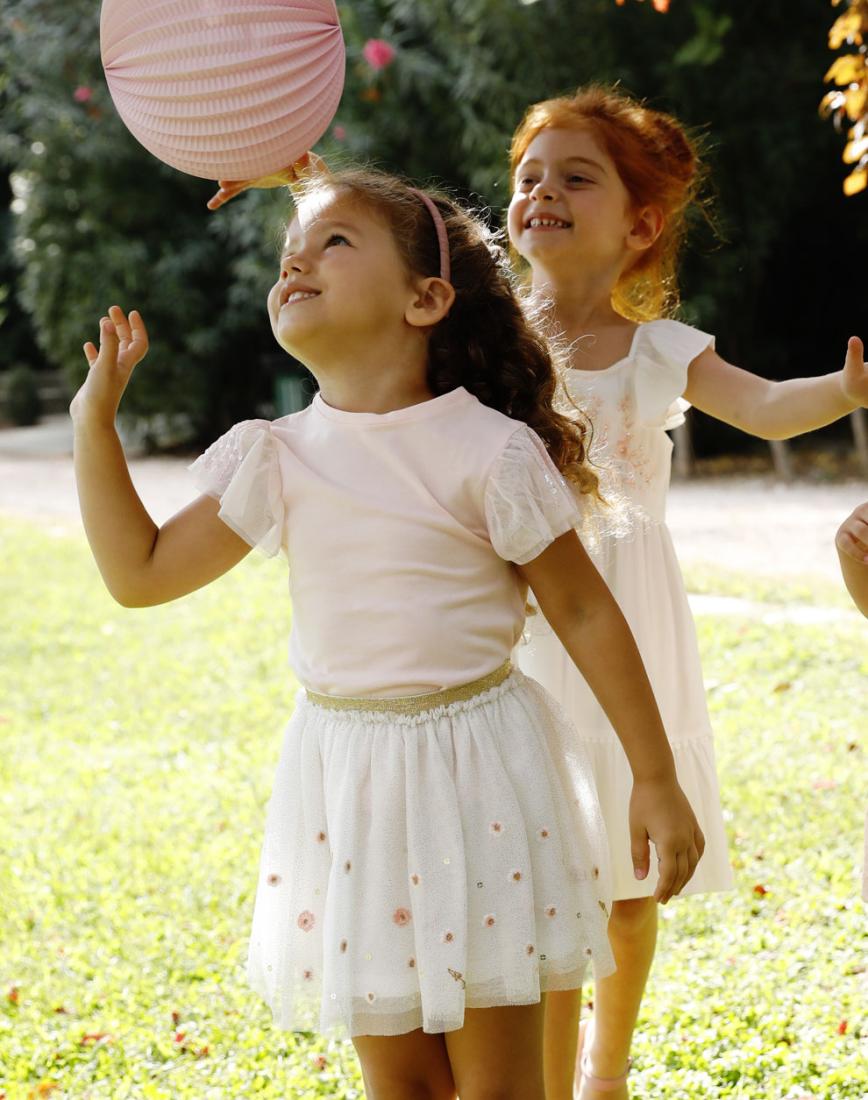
[
  {"x1": 313, "y1": 385, "x2": 472, "y2": 426},
  {"x1": 566, "y1": 319, "x2": 650, "y2": 375}
]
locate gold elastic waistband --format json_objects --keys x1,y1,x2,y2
[{"x1": 305, "y1": 660, "x2": 513, "y2": 716}]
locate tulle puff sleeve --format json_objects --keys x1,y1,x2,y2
[
  {"x1": 632, "y1": 320, "x2": 715, "y2": 430},
  {"x1": 484, "y1": 426, "x2": 583, "y2": 565},
  {"x1": 189, "y1": 419, "x2": 286, "y2": 557}
]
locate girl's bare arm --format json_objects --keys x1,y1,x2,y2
[
  {"x1": 72, "y1": 306, "x2": 251, "y2": 607},
  {"x1": 518, "y1": 530, "x2": 705, "y2": 903},
  {"x1": 684, "y1": 336, "x2": 866, "y2": 440}
]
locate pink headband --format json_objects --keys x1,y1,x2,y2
[{"x1": 408, "y1": 188, "x2": 451, "y2": 283}]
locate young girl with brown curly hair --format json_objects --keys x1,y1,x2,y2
[
  {"x1": 71, "y1": 166, "x2": 704, "y2": 1099},
  {"x1": 508, "y1": 84, "x2": 868, "y2": 1100}
]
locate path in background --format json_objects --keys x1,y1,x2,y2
[{"x1": 1, "y1": 415, "x2": 865, "y2": 584}]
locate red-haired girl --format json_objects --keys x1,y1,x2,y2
[{"x1": 507, "y1": 85, "x2": 868, "y2": 1100}]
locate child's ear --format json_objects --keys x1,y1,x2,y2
[
  {"x1": 405, "y1": 277, "x2": 456, "y2": 328},
  {"x1": 626, "y1": 204, "x2": 664, "y2": 254}
]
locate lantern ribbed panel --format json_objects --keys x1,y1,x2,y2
[{"x1": 101, "y1": 0, "x2": 345, "y2": 180}]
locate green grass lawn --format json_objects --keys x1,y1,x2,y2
[{"x1": 1, "y1": 518, "x2": 865, "y2": 1099}]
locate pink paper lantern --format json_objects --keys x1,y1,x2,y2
[{"x1": 100, "y1": 0, "x2": 345, "y2": 181}]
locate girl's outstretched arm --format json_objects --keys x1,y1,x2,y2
[
  {"x1": 836, "y1": 502, "x2": 868, "y2": 616},
  {"x1": 72, "y1": 305, "x2": 251, "y2": 607},
  {"x1": 684, "y1": 336, "x2": 867, "y2": 439},
  {"x1": 519, "y1": 531, "x2": 705, "y2": 904}
]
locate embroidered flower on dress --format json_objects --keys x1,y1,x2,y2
[
  {"x1": 489, "y1": 821, "x2": 503, "y2": 835},
  {"x1": 393, "y1": 908, "x2": 412, "y2": 927},
  {"x1": 410, "y1": 872, "x2": 421, "y2": 886},
  {"x1": 442, "y1": 930, "x2": 455, "y2": 944},
  {"x1": 538, "y1": 827, "x2": 550, "y2": 840},
  {"x1": 448, "y1": 968, "x2": 466, "y2": 988},
  {"x1": 302, "y1": 968, "x2": 313, "y2": 981},
  {"x1": 526, "y1": 944, "x2": 535, "y2": 956},
  {"x1": 598, "y1": 900, "x2": 609, "y2": 916},
  {"x1": 510, "y1": 870, "x2": 522, "y2": 883},
  {"x1": 366, "y1": 991, "x2": 376, "y2": 1003},
  {"x1": 344, "y1": 860, "x2": 352, "y2": 873},
  {"x1": 266, "y1": 873, "x2": 281, "y2": 887},
  {"x1": 316, "y1": 831, "x2": 327, "y2": 843},
  {"x1": 339, "y1": 939, "x2": 348, "y2": 953},
  {"x1": 297, "y1": 910, "x2": 315, "y2": 932},
  {"x1": 408, "y1": 957, "x2": 416, "y2": 968},
  {"x1": 593, "y1": 866, "x2": 600, "y2": 879},
  {"x1": 545, "y1": 905, "x2": 557, "y2": 918},
  {"x1": 483, "y1": 914, "x2": 496, "y2": 928}
]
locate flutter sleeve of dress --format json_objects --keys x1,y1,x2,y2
[
  {"x1": 188, "y1": 419, "x2": 286, "y2": 557},
  {"x1": 484, "y1": 425, "x2": 583, "y2": 565},
  {"x1": 633, "y1": 319, "x2": 715, "y2": 430}
]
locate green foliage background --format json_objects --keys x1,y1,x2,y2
[
  {"x1": 1, "y1": 0, "x2": 866, "y2": 447},
  {"x1": 1, "y1": 518, "x2": 866, "y2": 1098}
]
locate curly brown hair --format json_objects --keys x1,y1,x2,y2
[{"x1": 294, "y1": 167, "x2": 598, "y2": 497}]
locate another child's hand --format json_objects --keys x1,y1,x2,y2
[
  {"x1": 836, "y1": 502, "x2": 868, "y2": 564},
  {"x1": 70, "y1": 306, "x2": 149, "y2": 428},
  {"x1": 629, "y1": 776, "x2": 705, "y2": 904},
  {"x1": 205, "y1": 151, "x2": 329, "y2": 210},
  {"x1": 841, "y1": 335, "x2": 868, "y2": 407}
]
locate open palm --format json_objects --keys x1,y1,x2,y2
[{"x1": 70, "y1": 305, "x2": 149, "y2": 426}]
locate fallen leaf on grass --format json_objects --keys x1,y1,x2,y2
[
  {"x1": 80, "y1": 1032, "x2": 113, "y2": 1045},
  {"x1": 837, "y1": 1019, "x2": 848, "y2": 1035},
  {"x1": 753, "y1": 883, "x2": 769, "y2": 896}
]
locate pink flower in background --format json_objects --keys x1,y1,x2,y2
[
  {"x1": 332, "y1": 125, "x2": 347, "y2": 141},
  {"x1": 363, "y1": 39, "x2": 396, "y2": 71},
  {"x1": 73, "y1": 86, "x2": 93, "y2": 103}
]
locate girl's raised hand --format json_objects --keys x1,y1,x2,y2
[
  {"x1": 629, "y1": 776, "x2": 705, "y2": 904},
  {"x1": 205, "y1": 151, "x2": 330, "y2": 211},
  {"x1": 836, "y1": 501, "x2": 868, "y2": 564},
  {"x1": 71, "y1": 306, "x2": 149, "y2": 428},
  {"x1": 841, "y1": 335, "x2": 868, "y2": 407}
]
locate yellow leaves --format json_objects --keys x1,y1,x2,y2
[
  {"x1": 843, "y1": 134, "x2": 868, "y2": 162},
  {"x1": 829, "y1": 9, "x2": 865, "y2": 48},
  {"x1": 844, "y1": 166, "x2": 868, "y2": 194},
  {"x1": 822, "y1": 0, "x2": 868, "y2": 195},
  {"x1": 824, "y1": 54, "x2": 866, "y2": 84}
]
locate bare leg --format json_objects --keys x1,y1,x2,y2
[
  {"x1": 353, "y1": 1028, "x2": 456, "y2": 1100},
  {"x1": 543, "y1": 989, "x2": 581, "y2": 1100},
  {"x1": 446, "y1": 999, "x2": 548, "y2": 1100},
  {"x1": 577, "y1": 896, "x2": 658, "y2": 1100}
]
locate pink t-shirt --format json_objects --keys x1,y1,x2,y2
[{"x1": 191, "y1": 387, "x2": 581, "y2": 698}]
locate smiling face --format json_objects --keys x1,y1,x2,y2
[
  {"x1": 507, "y1": 127, "x2": 637, "y2": 278},
  {"x1": 267, "y1": 187, "x2": 420, "y2": 367}
]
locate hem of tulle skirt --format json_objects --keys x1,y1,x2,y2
[{"x1": 249, "y1": 961, "x2": 593, "y2": 1037}]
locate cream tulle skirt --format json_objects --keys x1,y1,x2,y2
[{"x1": 246, "y1": 665, "x2": 615, "y2": 1037}]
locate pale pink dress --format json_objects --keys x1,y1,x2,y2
[
  {"x1": 191, "y1": 387, "x2": 615, "y2": 1037},
  {"x1": 520, "y1": 321, "x2": 734, "y2": 900}
]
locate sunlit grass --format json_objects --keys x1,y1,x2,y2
[{"x1": 1, "y1": 518, "x2": 864, "y2": 1099}]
